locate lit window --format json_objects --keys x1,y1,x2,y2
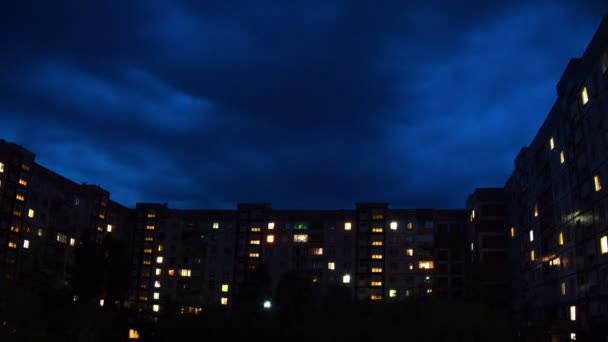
[
  {"x1": 600, "y1": 235, "x2": 608, "y2": 254},
  {"x1": 143, "y1": 260, "x2": 151, "y2": 265},
  {"x1": 13, "y1": 210, "x2": 21, "y2": 217},
  {"x1": 251, "y1": 227, "x2": 261, "y2": 232},
  {"x1": 97, "y1": 226, "x2": 103, "y2": 232},
  {"x1": 23, "y1": 240, "x2": 30, "y2": 249},
  {"x1": 534, "y1": 204, "x2": 538, "y2": 217},
  {"x1": 594, "y1": 175, "x2": 602, "y2": 191},
  {"x1": 155, "y1": 268, "x2": 162, "y2": 276},
  {"x1": 371, "y1": 268, "x2": 382, "y2": 273},
  {"x1": 328, "y1": 262, "x2": 335, "y2": 270},
  {"x1": 293, "y1": 234, "x2": 308, "y2": 243},
  {"x1": 561, "y1": 282, "x2": 566, "y2": 296},
  {"x1": 0, "y1": 162, "x2": 3, "y2": 172},
  {"x1": 560, "y1": 151, "x2": 565, "y2": 164},
  {"x1": 470, "y1": 242, "x2": 474, "y2": 251},
  {"x1": 549, "y1": 257, "x2": 561, "y2": 266},
  {"x1": 407, "y1": 222, "x2": 413, "y2": 229},
  {"x1": 21, "y1": 164, "x2": 29, "y2": 171},
  {"x1": 180, "y1": 269, "x2": 191, "y2": 277},
  {"x1": 107, "y1": 224, "x2": 112, "y2": 232},
  {"x1": 154, "y1": 280, "x2": 161, "y2": 288},
  {"x1": 581, "y1": 87, "x2": 588, "y2": 105},
  {"x1": 569, "y1": 305, "x2": 576, "y2": 321},
  {"x1": 221, "y1": 297, "x2": 228, "y2": 305},
  {"x1": 389, "y1": 289, "x2": 397, "y2": 298},
  {"x1": 370, "y1": 295, "x2": 382, "y2": 301},
  {"x1": 529, "y1": 229, "x2": 534, "y2": 242},
  {"x1": 19, "y1": 179, "x2": 27, "y2": 186},
  {"x1": 371, "y1": 227, "x2": 383, "y2": 233},
  {"x1": 157, "y1": 244, "x2": 164, "y2": 252},
  {"x1": 145, "y1": 237, "x2": 154, "y2": 242},
  {"x1": 213, "y1": 222, "x2": 220, "y2": 229},
  {"x1": 570, "y1": 333, "x2": 576, "y2": 341},
  {"x1": 129, "y1": 329, "x2": 140, "y2": 339},
  {"x1": 57, "y1": 233, "x2": 67, "y2": 244},
  {"x1": 371, "y1": 254, "x2": 382, "y2": 260},
  {"x1": 156, "y1": 256, "x2": 163, "y2": 264},
  {"x1": 371, "y1": 281, "x2": 382, "y2": 287},
  {"x1": 222, "y1": 284, "x2": 229, "y2": 292},
  {"x1": 99, "y1": 299, "x2": 105, "y2": 307},
  {"x1": 99, "y1": 213, "x2": 105, "y2": 219},
  {"x1": 559, "y1": 231, "x2": 564, "y2": 246},
  {"x1": 390, "y1": 221, "x2": 398, "y2": 230},
  {"x1": 426, "y1": 289, "x2": 433, "y2": 294},
  {"x1": 342, "y1": 274, "x2": 351, "y2": 284},
  {"x1": 549, "y1": 137, "x2": 555, "y2": 150},
  {"x1": 26, "y1": 209, "x2": 35, "y2": 219},
  {"x1": 8, "y1": 242, "x2": 17, "y2": 248},
  {"x1": 70, "y1": 238, "x2": 75, "y2": 246},
  {"x1": 344, "y1": 222, "x2": 352, "y2": 231},
  {"x1": 405, "y1": 289, "x2": 412, "y2": 297},
  {"x1": 146, "y1": 225, "x2": 155, "y2": 230},
  {"x1": 530, "y1": 249, "x2": 535, "y2": 261},
  {"x1": 371, "y1": 241, "x2": 383, "y2": 246},
  {"x1": 143, "y1": 248, "x2": 152, "y2": 254},
  {"x1": 409, "y1": 263, "x2": 414, "y2": 270},
  {"x1": 168, "y1": 269, "x2": 175, "y2": 276},
  {"x1": 147, "y1": 213, "x2": 156, "y2": 218},
  {"x1": 312, "y1": 276, "x2": 318, "y2": 283},
  {"x1": 249, "y1": 252, "x2": 259, "y2": 258},
  {"x1": 10, "y1": 225, "x2": 20, "y2": 233},
  {"x1": 406, "y1": 248, "x2": 414, "y2": 257},
  {"x1": 418, "y1": 261, "x2": 434, "y2": 269},
  {"x1": 153, "y1": 304, "x2": 160, "y2": 312},
  {"x1": 312, "y1": 248, "x2": 323, "y2": 256},
  {"x1": 510, "y1": 227, "x2": 515, "y2": 238},
  {"x1": 37, "y1": 228, "x2": 43, "y2": 237},
  {"x1": 16, "y1": 194, "x2": 25, "y2": 202},
  {"x1": 268, "y1": 222, "x2": 275, "y2": 230},
  {"x1": 250, "y1": 240, "x2": 260, "y2": 245},
  {"x1": 266, "y1": 235, "x2": 275, "y2": 244}
]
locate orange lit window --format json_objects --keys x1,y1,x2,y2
[
  {"x1": 549, "y1": 137, "x2": 555, "y2": 150},
  {"x1": 143, "y1": 248, "x2": 152, "y2": 254},
  {"x1": 8, "y1": 242, "x2": 17, "y2": 248},
  {"x1": 371, "y1": 281, "x2": 382, "y2": 287},
  {"x1": 293, "y1": 234, "x2": 308, "y2": 243},
  {"x1": 594, "y1": 175, "x2": 602, "y2": 192},
  {"x1": 581, "y1": 87, "x2": 588, "y2": 105},
  {"x1": 510, "y1": 227, "x2": 515, "y2": 238},
  {"x1": 372, "y1": 227, "x2": 383, "y2": 233},
  {"x1": 371, "y1": 254, "x2": 382, "y2": 260},
  {"x1": 530, "y1": 250, "x2": 535, "y2": 261},
  {"x1": 250, "y1": 227, "x2": 261, "y2": 232},
  {"x1": 249, "y1": 240, "x2": 260, "y2": 245},
  {"x1": 10, "y1": 225, "x2": 20, "y2": 233},
  {"x1": 406, "y1": 248, "x2": 414, "y2": 256},
  {"x1": 534, "y1": 204, "x2": 538, "y2": 217},
  {"x1": 249, "y1": 252, "x2": 259, "y2": 258},
  {"x1": 328, "y1": 262, "x2": 335, "y2": 270},
  {"x1": 370, "y1": 295, "x2": 382, "y2": 300},
  {"x1": 418, "y1": 261, "x2": 434, "y2": 269},
  {"x1": 312, "y1": 247, "x2": 323, "y2": 255},
  {"x1": 99, "y1": 213, "x2": 105, "y2": 219},
  {"x1": 145, "y1": 236, "x2": 154, "y2": 242},
  {"x1": 147, "y1": 213, "x2": 156, "y2": 219},
  {"x1": 168, "y1": 269, "x2": 175, "y2": 276},
  {"x1": 18, "y1": 179, "x2": 27, "y2": 186},
  {"x1": 371, "y1": 241, "x2": 383, "y2": 246},
  {"x1": 266, "y1": 235, "x2": 275, "y2": 244},
  {"x1": 371, "y1": 268, "x2": 382, "y2": 273},
  {"x1": 143, "y1": 260, "x2": 151, "y2": 265},
  {"x1": 12, "y1": 210, "x2": 22, "y2": 217},
  {"x1": 21, "y1": 164, "x2": 30, "y2": 171},
  {"x1": 426, "y1": 289, "x2": 433, "y2": 294},
  {"x1": 146, "y1": 225, "x2": 155, "y2": 230},
  {"x1": 558, "y1": 231, "x2": 564, "y2": 246},
  {"x1": 16, "y1": 194, "x2": 25, "y2": 202}
]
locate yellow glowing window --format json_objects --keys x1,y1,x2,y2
[
  {"x1": 10, "y1": 225, "x2": 20, "y2": 233},
  {"x1": 594, "y1": 175, "x2": 602, "y2": 191},
  {"x1": 549, "y1": 137, "x2": 555, "y2": 150},
  {"x1": 129, "y1": 328, "x2": 140, "y2": 339},
  {"x1": 559, "y1": 231, "x2": 564, "y2": 246},
  {"x1": 155, "y1": 268, "x2": 162, "y2": 276},
  {"x1": 266, "y1": 235, "x2": 275, "y2": 244},
  {"x1": 418, "y1": 261, "x2": 434, "y2": 269},
  {"x1": 143, "y1": 260, "x2": 151, "y2": 265},
  {"x1": 390, "y1": 221, "x2": 398, "y2": 230},
  {"x1": 157, "y1": 244, "x2": 164, "y2": 252},
  {"x1": 16, "y1": 194, "x2": 25, "y2": 202},
  {"x1": 600, "y1": 235, "x2": 608, "y2": 254},
  {"x1": 0, "y1": 162, "x2": 3, "y2": 172},
  {"x1": 426, "y1": 289, "x2": 433, "y2": 294},
  {"x1": 529, "y1": 229, "x2": 534, "y2": 242},
  {"x1": 342, "y1": 274, "x2": 351, "y2": 284},
  {"x1": 222, "y1": 284, "x2": 229, "y2": 292},
  {"x1": 251, "y1": 227, "x2": 261, "y2": 232},
  {"x1": 293, "y1": 234, "x2": 308, "y2": 243},
  {"x1": 146, "y1": 225, "x2": 155, "y2": 230},
  {"x1": 549, "y1": 258, "x2": 561, "y2": 266},
  {"x1": 510, "y1": 227, "x2": 515, "y2": 238},
  {"x1": 328, "y1": 262, "x2": 335, "y2": 270},
  {"x1": 372, "y1": 227, "x2": 383, "y2": 233},
  {"x1": 581, "y1": 87, "x2": 588, "y2": 105},
  {"x1": 570, "y1": 305, "x2": 576, "y2": 321},
  {"x1": 371, "y1": 268, "x2": 382, "y2": 273},
  {"x1": 407, "y1": 222, "x2": 413, "y2": 229},
  {"x1": 370, "y1": 295, "x2": 382, "y2": 301},
  {"x1": 249, "y1": 252, "x2": 260, "y2": 258},
  {"x1": 156, "y1": 256, "x2": 163, "y2": 264},
  {"x1": 153, "y1": 304, "x2": 160, "y2": 312},
  {"x1": 27, "y1": 209, "x2": 34, "y2": 218},
  {"x1": 143, "y1": 248, "x2": 152, "y2": 254},
  {"x1": 344, "y1": 222, "x2": 352, "y2": 231},
  {"x1": 97, "y1": 226, "x2": 103, "y2": 232},
  {"x1": 268, "y1": 222, "x2": 275, "y2": 230},
  {"x1": 221, "y1": 297, "x2": 228, "y2": 305},
  {"x1": 371, "y1": 281, "x2": 382, "y2": 287},
  {"x1": 23, "y1": 240, "x2": 30, "y2": 249},
  {"x1": 8, "y1": 242, "x2": 17, "y2": 248},
  {"x1": 147, "y1": 213, "x2": 156, "y2": 219},
  {"x1": 560, "y1": 151, "x2": 565, "y2": 164},
  {"x1": 371, "y1": 254, "x2": 382, "y2": 260},
  {"x1": 406, "y1": 248, "x2": 414, "y2": 257},
  {"x1": 213, "y1": 222, "x2": 220, "y2": 229},
  {"x1": 312, "y1": 247, "x2": 323, "y2": 255},
  {"x1": 389, "y1": 289, "x2": 396, "y2": 298},
  {"x1": 249, "y1": 240, "x2": 260, "y2": 245},
  {"x1": 168, "y1": 269, "x2": 175, "y2": 276},
  {"x1": 530, "y1": 250, "x2": 535, "y2": 261},
  {"x1": 99, "y1": 213, "x2": 105, "y2": 219},
  {"x1": 107, "y1": 224, "x2": 112, "y2": 232},
  {"x1": 145, "y1": 237, "x2": 154, "y2": 242},
  {"x1": 561, "y1": 282, "x2": 566, "y2": 296},
  {"x1": 405, "y1": 289, "x2": 412, "y2": 297},
  {"x1": 180, "y1": 269, "x2": 191, "y2": 277},
  {"x1": 534, "y1": 204, "x2": 538, "y2": 217},
  {"x1": 154, "y1": 280, "x2": 161, "y2": 288},
  {"x1": 153, "y1": 292, "x2": 160, "y2": 300},
  {"x1": 371, "y1": 241, "x2": 383, "y2": 246},
  {"x1": 19, "y1": 179, "x2": 27, "y2": 186}
]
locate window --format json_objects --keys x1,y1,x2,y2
[
  {"x1": 389, "y1": 289, "x2": 397, "y2": 298},
  {"x1": 21, "y1": 164, "x2": 29, "y2": 171},
  {"x1": 213, "y1": 222, "x2": 220, "y2": 229},
  {"x1": 372, "y1": 227, "x2": 383, "y2": 233},
  {"x1": 221, "y1": 297, "x2": 228, "y2": 305},
  {"x1": 12, "y1": 210, "x2": 21, "y2": 217},
  {"x1": 418, "y1": 261, "x2": 434, "y2": 269},
  {"x1": 312, "y1": 248, "x2": 323, "y2": 255},
  {"x1": 600, "y1": 235, "x2": 608, "y2": 254},
  {"x1": 249, "y1": 240, "x2": 260, "y2": 245},
  {"x1": 266, "y1": 235, "x2": 275, "y2": 244},
  {"x1": 426, "y1": 289, "x2": 433, "y2": 294},
  {"x1": 157, "y1": 244, "x2": 164, "y2": 252},
  {"x1": 407, "y1": 222, "x2": 413, "y2": 230},
  {"x1": 99, "y1": 299, "x2": 105, "y2": 307},
  {"x1": 390, "y1": 221, "x2": 398, "y2": 230},
  {"x1": 371, "y1": 241, "x2": 383, "y2": 246},
  {"x1": 70, "y1": 238, "x2": 75, "y2": 246},
  {"x1": 0, "y1": 162, "x2": 3, "y2": 172},
  {"x1": 145, "y1": 237, "x2": 154, "y2": 242},
  {"x1": 8, "y1": 242, "x2": 17, "y2": 248},
  {"x1": 344, "y1": 222, "x2": 352, "y2": 231},
  {"x1": 16, "y1": 194, "x2": 25, "y2": 202},
  {"x1": 581, "y1": 87, "x2": 588, "y2": 105},
  {"x1": 370, "y1": 295, "x2": 382, "y2": 301},
  {"x1": 569, "y1": 305, "x2": 576, "y2": 321},
  {"x1": 143, "y1": 248, "x2": 152, "y2": 254},
  {"x1": 146, "y1": 225, "x2": 155, "y2": 230},
  {"x1": 293, "y1": 234, "x2": 308, "y2": 243},
  {"x1": 156, "y1": 256, "x2": 163, "y2": 264},
  {"x1": 470, "y1": 242, "x2": 474, "y2": 251},
  {"x1": 143, "y1": 260, "x2": 151, "y2": 265},
  {"x1": 147, "y1": 213, "x2": 156, "y2": 218},
  {"x1": 268, "y1": 222, "x2": 275, "y2": 230},
  {"x1": 570, "y1": 333, "x2": 576, "y2": 341},
  {"x1": 10, "y1": 225, "x2": 20, "y2": 233},
  {"x1": 153, "y1": 304, "x2": 160, "y2": 312},
  {"x1": 180, "y1": 269, "x2": 191, "y2": 277},
  {"x1": 405, "y1": 289, "x2": 412, "y2": 297},
  {"x1": 371, "y1": 254, "x2": 383, "y2": 260},
  {"x1": 529, "y1": 229, "x2": 534, "y2": 242},
  {"x1": 342, "y1": 274, "x2": 351, "y2": 284},
  {"x1": 222, "y1": 284, "x2": 229, "y2": 292},
  {"x1": 129, "y1": 329, "x2": 140, "y2": 339},
  {"x1": 18, "y1": 179, "x2": 27, "y2": 186},
  {"x1": 549, "y1": 137, "x2": 555, "y2": 150},
  {"x1": 249, "y1": 252, "x2": 259, "y2": 258},
  {"x1": 559, "y1": 231, "x2": 564, "y2": 246},
  {"x1": 534, "y1": 204, "x2": 538, "y2": 217},
  {"x1": 155, "y1": 268, "x2": 162, "y2": 276},
  {"x1": 107, "y1": 224, "x2": 112, "y2": 232},
  {"x1": 57, "y1": 233, "x2": 67, "y2": 244},
  {"x1": 154, "y1": 280, "x2": 161, "y2": 288},
  {"x1": 471, "y1": 210, "x2": 475, "y2": 221},
  {"x1": 328, "y1": 262, "x2": 335, "y2": 270},
  {"x1": 560, "y1": 151, "x2": 565, "y2": 164},
  {"x1": 510, "y1": 227, "x2": 515, "y2": 238},
  {"x1": 371, "y1": 268, "x2": 382, "y2": 273},
  {"x1": 530, "y1": 249, "x2": 535, "y2": 261},
  {"x1": 37, "y1": 228, "x2": 43, "y2": 237},
  {"x1": 99, "y1": 213, "x2": 105, "y2": 219},
  {"x1": 371, "y1": 281, "x2": 382, "y2": 287},
  {"x1": 561, "y1": 282, "x2": 566, "y2": 296},
  {"x1": 168, "y1": 269, "x2": 175, "y2": 276},
  {"x1": 406, "y1": 248, "x2": 414, "y2": 257},
  {"x1": 251, "y1": 227, "x2": 261, "y2": 232},
  {"x1": 23, "y1": 240, "x2": 30, "y2": 249},
  {"x1": 594, "y1": 175, "x2": 602, "y2": 191}
]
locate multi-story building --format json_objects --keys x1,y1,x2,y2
[{"x1": 504, "y1": 15, "x2": 608, "y2": 341}]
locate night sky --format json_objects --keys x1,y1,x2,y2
[{"x1": 1, "y1": 1, "x2": 607, "y2": 209}]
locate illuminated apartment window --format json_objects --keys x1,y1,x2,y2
[
  {"x1": 569, "y1": 305, "x2": 576, "y2": 321},
  {"x1": 143, "y1": 260, "x2": 151, "y2": 266},
  {"x1": 146, "y1": 225, "x2": 155, "y2": 230},
  {"x1": 129, "y1": 329, "x2": 140, "y2": 339},
  {"x1": 312, "y1": 248, "x2": 323, "y2": 255},
  {"x1": 371, "y1": 254, "x2": 383, "y2": 260},
  {"x1": 168, "y1": 269, "x2": 175, "y2": 276},
  {"x1": 155, "y1": 268, "x2": 162, "y2": 276},
  {"x1": 156, "y1": 256, "x2": 163, "y2": 264},
  {"x1": 594, "y1": 175, "x2": 602, "y2": 191},
  {"x1": 529, "y1": 229, "x2": 534, "y2": 242},
  {"x1": 70, "y1": 238, "x2": 76, "y2": 246},
  {"x1": 344, "y1": 222, "x2": 352, "y2": 231},
  {"x1": 180, "y1": 269, "x2": 191, "y2": 277},
  {"x1": 471, "y1": 210, "x2": 475, "y2": 221},
  {"x1": 99, "y1": 213, "x2": 105, "y2": 219},
  {"x1": 8, "y1": 242, "x2": 17, "y2": 248},
  {"x1": 16, "y1": 194, "x2": 25, "y2": 202},
  {"x1": 405, "y1": 289, "x2": 412, "y2": 297},
  {"x1": 249, "y1": 252, "x2": 260, "y2": 258},
  {"x1": 0, "y1": 162, "x2": 3, "y2": 172},
  {"x1": 99, "y1": 299, "x2": 105, "y2": 307},
  {"x1": 145, "y1": 237, "x2": 154, "y2": 242},
  {"x1": 328, "y1": 262, "x2": 335, "y2": 270},
  {"x1": 426, "y1": 289, "x2": 433, "y2": 294},
  {"x1": 390, "y1": 221, "x2": 398, "y2": 230},
  {"x1": 418, "y1": 261, "x2": 434, "y2": 269},
  {"x1": 57, "y1": 233, "x2": 67, "y2": 244},
  {"x1": 293, "y1": 234, "x2": 308, "y2": 243},
  {"x1": 221, "y1": 297, "x2": 228, "y2": 305},
  {"x1": 560, "y1": 151, "x2": 565, "y2": 164},
  {"x1": 371, "y1": 268, "x2": 382, "y2": 273},
  {"x1": 407, "y1": 222, "x2": 413, "y2": 229},
  {"x1": 406, "y1": 248, "x2": 414, "y2": 257},
  {"x1": 153, "y1": 304, "x2": 160, "y2": 312},
  {"x1": 581, "y1": 87, "x2": 588, "y2": 105},
  {"x1": 570, "y1": 333, "x2": 576, "y2": 341},
  {"x1": 26, "y1": 209, "x2": 35, "y2": 219},
  {"x1": 470, "y1": 242, "x2": 474, "y2": 251},
  {"x1": 600, "y1": 235, "x2": 608, "y2": 254},
  {"x1": 213, "y1": 222, "x2": 220, "y2": 229},
  {"x1": 21, "y1": 164, "x2": 30, "y2": 171},
  {"x1": 312, "y1": 276, "x2": 318, "y2": 283},
  {"x1": 371, "y1": 241, "x2": 383, "y2": 246},
  {"x1": 107, "y1": 224, "x2": 112, "y2": 232},
  {"x1": 389, "y1": 289, "x2": 397, "y2": 298},
  {"x1": 143, "y1": 248, "x2": 152, "y2": 254},
  {"x1": 97, "y1": 226, "x2": 103, "y2": 232},
  {"x1": 13, "y1": 210, "x2": 21, "y2": 217},
  {"x1": 23, "y1": 240, "x2": 30, "y2": 249},
  {"x1": 530, "y1": 249, "x2": 535, "y2": 261},
  {"x1": 559, "y1": 231, "x2": 564, "y2": 246},
  {"x1": 157, "y1": 244, "x2": 164, "y2": 252},
  {"x1": 549, "y1": 137, "x2": 555, "y2": 150},
  {"x1": 409, "y1": 263, "x2": 414, "y2": 270},
  {"x1": 534, "y1": 204, "x2": 538, "y2": 217},
  {"x1": 154, "y1": 280, "x2": 161, "y2": 288},
  {"x1": 266, "y1": 235, "x2": 275, "y2": 244},
  {"x1": 249, "y1": 240, "x2": 261, "y2": 245},
  {"x1": 37, "y1": 228, "x2": 43, "y2": 237},
  {"x1": 342, "y1": 274, "x2": 351, "y2": 284},
  {"x1": 251, "y1": 227, "x2": 261, "y2": 232},
  {"x1": 510, "y1": 227, "x2": 515, "y2": 238},
  {"x1": 370, "y1": 295, "x2": 382, "y2": 301},
  {"x1": 268, "y1": 222, "x2": 275, "y2": 230},
  {"x1": 561, "y1": 282, "x2": 566, "y2": 296},
  {"x1": 372, "y1": 227, "x2": 383, "y2": 233},
  {"x1": 18, "y1": 178, "x2": 28, "y2": 186},
  {"x1": 371, "y1": 281, "x2": 382, "y2": 287},
  {"x1": 10, "y1": 225, "x2": 20, "y2": 233},
  {"x1": 222, "y1": 284, "x2": 229, "y2": 292},
  {"x1": 147, "y1": 213, "x2": 156, "y2": 219}
]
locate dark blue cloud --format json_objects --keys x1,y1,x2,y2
[{"x1": 0, "y1": 1, "x2": 606, "y2": 209}]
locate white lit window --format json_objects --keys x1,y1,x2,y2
[
  {"x1": 594, "y1": 175, "x2": 602, "y2": 191},
  {"x1": 153, "y1": 304, "x2": 160, "y2": 312},
  {"x1": 99, "y1": 299, "x2": 105, "y2": 307},
  {"x1": 156, "y1": 256, "x2": 163, "y2": 264},
  {"x1": 221, "y1": 297, "x2": 228, "y2": 305},
  {"x1": 389, "y1": 289, "x2": 397, "y2": 298},
  {"x1": 529, "y1": 229, "x2": 534, "y2": 242},
  {"x1": 600, "y1": 235, "x2": 608, "y2": 254},
  {"x1": 107, "y1": 224, "x2": 112, "y2": 232},
  {"x1": 222, "y1": 284, "x2": 229, "y2": 292},
  {"x1": 293, "y1": 234, "x2": 308, "y2": 243},
  {"x1": 154, "y1": 280, "x2": 161, "y2": 288},
  {"x1": 153, "y1": 292, "x2": 160, "y2": 300},
  {"x1": 581, "y1": 87, "x2": 588, "y2": 105},
  {"x1": 0, "y1": 162, "x2": 3, "y2": 173},
  {"x1": 328, "y1": 262, "x2": 335, "y2": 270},
  {"x1": 549, "y1": 137, "x2": 555, "y2": 150},
  {"x1": 569, "y1": 305, "x2": 576, "y2": 321},
  {"x1": 390, "y1": 221, "x2": 398, "y2": 230},
  {"x1": 408, "y1": 263, "x2": 414, "y2": 270},
  {"x1": 70, "y1": 238, "x2": 75, "y2": 246},
  {"x1": 406, "y1": 248, "x2": 414, "y2": 257},
  {"x1": 213, "y1": 222, "x2": 219, "y2": 229},
  {"x1": 266, "y1": 235, "x2": 275, "y2": 244},
  {"x1": 23, "y1": 239, "x2": 30, "y2": 249},
  {"x1": 180, "y1": 269, "x2": 191, "y2": 277},
  {"x1": 534, "y1": 204, "x2": 538, "y2": 217},
  {"x1": 312, "y1": 248, "x2": 323, "y2": 255},
  {"x1": 470, "y1": 242, "x2": 474, "y2": 251},
  {"x1": 561, "y1": 282, "x2": 566, "y2": 296},
  {"x1": 344, "y1": 222, "x2": 352, "y2": 231},
  {"x1": 28, "y1": 209, "x2": 35, "y2": 218},
  {"x1": 268, "y1": 222, "x2": 275, "y2": 230},
  {"x1": 57, "y1": 233, "x2": 67, "y2": 244},
  {"x1": 342, "y1": 274, "x2": 351, "y2": 284},
  {"x1": 560, "y1": 151, "x2": 565, "y2": 164},
  {"x1": 407, "y1": 222, "x2": 413, "y2": 229},
  {"x1": 471, "y1": 210, "x2": 475, "y2": 221},
  {"x1": 155, "y1": 268, "x2": 162, "y2": 276}
]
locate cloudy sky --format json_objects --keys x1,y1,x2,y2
[{"x1": 1, "y1": 1, "x2": 606, "y2": 209}]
